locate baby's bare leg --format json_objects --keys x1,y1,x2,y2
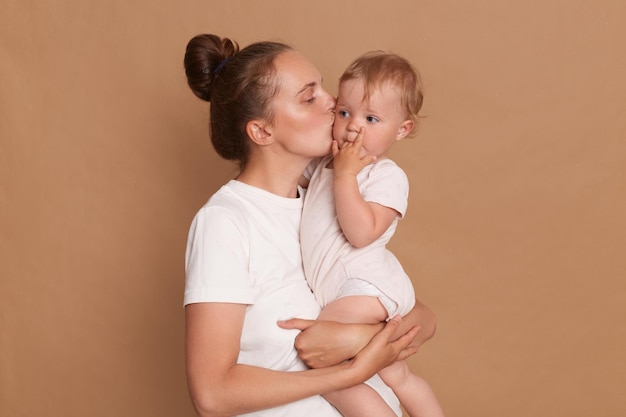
[
  {"x1": 318, "y1": 295, "x2": 388, "y2": 324},
  {"x1": 319, "y1": 296, "x2": 396, "y2": 416},
  {"x1": 379, "y1": 361, "x2": 445, "y2": 417}
]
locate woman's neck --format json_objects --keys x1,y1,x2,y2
[{"x1": 235, "y1": 157, "x2": 309, "y2": 198}]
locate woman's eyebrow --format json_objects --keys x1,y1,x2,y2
[{"x1": 295, "y1": 81, "x2": 316, "y2": 96}]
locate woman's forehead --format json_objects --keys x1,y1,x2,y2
[{"x1": 274, "y1": 51, "x2": 322, "y2": 96}]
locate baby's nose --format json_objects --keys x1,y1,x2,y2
[{"x1": 347, "y1": 119, "x2": 358, "y2": 130}]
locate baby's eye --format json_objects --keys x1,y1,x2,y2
[
  {"x1": 366, "y1": 116, "x2": 380, "y2": 123},
  {"x1": 338, "y1": 110, "x2": 350, "y2": 118}
]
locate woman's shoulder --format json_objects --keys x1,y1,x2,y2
[{"x1": 193, "y1": 182, "x2": 250, "y2": 224}]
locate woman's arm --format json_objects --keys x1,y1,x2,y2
[
  {"x1": 278, "y1": 298, "x2": 436, "y2": 369},
  {"x1": 186, "y1": 302, "x2": 418, "y2": 417}
]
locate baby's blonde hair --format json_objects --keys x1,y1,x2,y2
[{"x1": 339, "y1": 51, "x2": 424, "y2": 134}]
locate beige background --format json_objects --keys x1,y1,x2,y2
[{"x1": 1, "y1": 1, "x2": 625, "y2": 416}]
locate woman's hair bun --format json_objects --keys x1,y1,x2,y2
[{"x1": 184, "y1": 34, "x2": 239, "y2": 101}]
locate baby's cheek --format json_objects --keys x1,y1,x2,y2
[{"x1": 332, "y1": 124, "x2": 341, "y2": 141}]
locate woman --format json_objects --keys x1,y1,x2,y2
[{"x1": 183, "y1": 34, "x2": 436, "y2": 417}]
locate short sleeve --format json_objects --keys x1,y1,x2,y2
[
  {"x1": 184, "y1": 205, "x2": 255, "y2": 306},
  {"x1": 360, "y1": 161, "x2": 409, "y2": 218}
]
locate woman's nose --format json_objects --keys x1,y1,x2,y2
[{"x1": 322, "y1": 90, "x2": 336, "y2": 112}]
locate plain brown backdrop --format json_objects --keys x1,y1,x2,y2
[{"x1": 1, "y1": 1, "x2": 625, "y2": 416}]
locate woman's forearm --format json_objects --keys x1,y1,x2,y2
[{"x1": 189, "y1": 360, "x2": 359, "y2": 417}]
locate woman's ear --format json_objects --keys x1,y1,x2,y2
[
  {"x1": 396, "y1": 120, "x2": 415, "y2": 140},
  {"x1": 246, "y1": 120, "x2": 273, "y2": 145}
]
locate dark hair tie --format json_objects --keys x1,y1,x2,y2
[{"x1": 214, "y1": 56, "x2": 231, "y2": 77}]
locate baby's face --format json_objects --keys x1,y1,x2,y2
[{"x1": 332, "y1": 77, "x2": 413, "y2": 159}]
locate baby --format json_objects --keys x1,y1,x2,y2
[{"x1": 301, "y1": 51, "x2": 444, "y2": 417}]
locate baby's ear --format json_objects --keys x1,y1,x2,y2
[
  {"x1": 246, "y1": 120, "x2": 273, "y2": 145},
  {"x1": 397, "y1": 120, "x2": 414, "y2": 140}
]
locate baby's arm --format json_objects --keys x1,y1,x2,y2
[{"x1": 332, "y1": 128, "x2": 398, "y2": 248}]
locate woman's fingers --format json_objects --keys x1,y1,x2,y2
[
  {"x1": 356, "y1": 316, "x2": 421, "y2": 370},
  {"x1": 377, "y1": 315, "x2": 409, "y2": 349},
  {"x1": 277, "y1": 317, "x2": 316, "y2": 331},
  {"x1": 384, "y1": 316, "x2": 420, "y2": 353},
  {"x1": 392, "y1": 324, "x2": 421, "y2": 361}
]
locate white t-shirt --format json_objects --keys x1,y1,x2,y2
[
  {"x1": 184, "y1": 180, "x2": 400, "y2": 417},
  {"x1": 301, "y1": 156, "x2": 416, "y2": 316}
]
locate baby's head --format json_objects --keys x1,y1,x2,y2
[
  {"x1": 333, "y1": 52, "x2": 424, "y2": 159},
  {"x1": 339, "y1": 51, "x2": 423, "y2": 134}
]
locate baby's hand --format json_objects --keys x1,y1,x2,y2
[{"x1": 332, "y1": 127, "x2": 376, "y2": 178}]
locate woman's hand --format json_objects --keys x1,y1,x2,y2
[
  {"x1": 278, "y1": 299, "x2": 436, "y2": 368},
  {"x1": 348, "y1": 315, "x2": 420, "y2": 380},
  {"x1": 278, "y1": 315, "x2": 421, "y2": 369},
  {"x1": 278, "y1": 318, "x2": 383, "y2": 368}
]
